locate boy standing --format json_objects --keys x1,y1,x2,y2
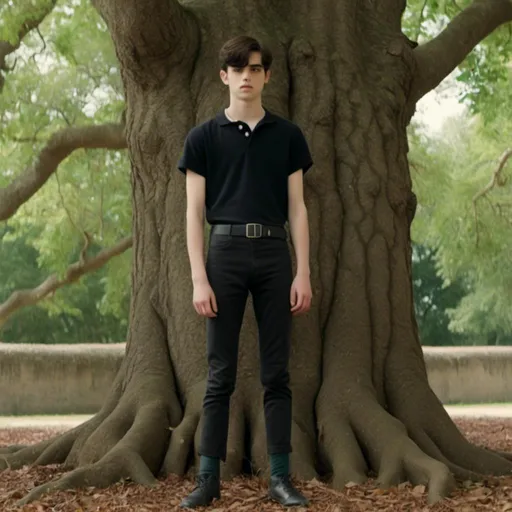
[{"x1": 178, "y1": 36, "x2": 313, "y2": 509}]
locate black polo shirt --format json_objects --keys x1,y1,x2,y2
[{"x1": 177, "y1": 109, "x2": 313, "y2": 227}]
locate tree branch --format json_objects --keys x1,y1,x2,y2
[
  {"x1": 0, "y1": 123, "x2": 126, "y2": 221},
  {"x1": 90, "y1": 0, "x2": 198, "y2": 76},
  {"x1": 472, "y1": 148, "x2": 512, "y2": 246},
  {"x1": 0, "y1": 236, "x2": 132, "y2": 328},
  {"x1": 409, "y1": 0, "x2": 512, "y2": 103},
  {"x1": 0, "y1": 0, "x2": 57, "y2": 92}
]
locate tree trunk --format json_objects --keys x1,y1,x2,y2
[{"x1": 3, "y1": 0, "x2": 512, "y2": 506}]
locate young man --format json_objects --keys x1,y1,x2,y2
[{"x1": 177, "y1": 35, "x2": 313, "y2": 509}]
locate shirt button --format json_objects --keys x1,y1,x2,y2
[
  {"x1": 238, "y1": 125, "x2": 243, "y2": 130},
  {"x1": 245, "y1": 132, "x2": 250, "y2": 137}
]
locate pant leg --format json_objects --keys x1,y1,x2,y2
[
  {"x1": 199, "y1": 235, "x2": 249, "y2": 461},
  {"x1": 250, "y1": 238, "x2": 293, "y2": 455}
]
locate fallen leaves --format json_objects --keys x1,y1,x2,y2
[{"x1": 0, "y1": 419, "x2": 510, "y2": 511}]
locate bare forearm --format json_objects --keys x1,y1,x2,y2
[
  {"x1": 289, "y1": 204, "x2": 310, "y2": 276},
  {"x1": 186, "y1": 210, "x2": 207, "y2": 284}
]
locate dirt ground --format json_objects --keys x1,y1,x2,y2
[{"x1": 0, "y1": 418, "x2": 510, "y2": 511}]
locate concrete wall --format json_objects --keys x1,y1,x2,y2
[
  {"x1": 0, "y1": 343, "x2": 123, "y2": 415},
  {"x1": 0, "y1": 344, "x2": 511, "y2": 415},
  {"x1": 424, "y1": 346, "x2": 512, "y2": 404}
]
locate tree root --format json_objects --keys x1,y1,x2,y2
[
  {"x1": 162, "y1": 381, "x2": 203, "y2": 477},
  {"x1": 317, "y1": 415, "x2": 367, "y2": 488},
  {"x1": 162, "y1": 381, "x2": 318, "y2": 484},
  {"x1": 318, "y1": 393, "x2": 457, "y2": 504},
  {"x1": 0, "y1": 385, "x2": 173, "y2": 506},
  {"x1": 317, "y1": 382, "x2": 512, "y2": 505},
  {"x1": 0, "y1": 445, "x2": 27, "y2": 455},
  {"x1": 17, "y1": 451, "x2": 159, "y2": 506},
  {"x1": 1, "y1": 436, "x2": 66, "y2": 471},
  {"x1": 423, "y1": 406, "x2": 512, "y2": 476}
]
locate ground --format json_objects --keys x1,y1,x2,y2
[{"x1": 0, "y1": 419, "x2": 510, "y2": 511}]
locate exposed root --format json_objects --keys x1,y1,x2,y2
[
  {"x1": 374, "y1": 435, "x2": 456, "y2": 503},
  {"x1": 163, "y1": 413, "x2": 199, "y2": 476},
  {"x1": 492, "y1": 450, "x2": 512, "y2": 462},
  {"x1": 64, "y1": 411, "x2": 111, "y2": 468},
  {"x1": 388, "y1": 382, "x2": 512, "y2": 478},
  {"x1": 35, "y1": 426, "x2": 87, "y2": 467},
  {"x1": 425, "y1": 412, "x2": 512, "y2": 476},
  {"x1": 411, "y1": 429, "x2": 484, "y2": 482},
  {"x1": 289, "y1": 418, "x2": 318, "y2": 481},
  {"x1": 16, "y1": 400, "x2": 170, "y2": 505},
  {"x1": 317, "y1": 415, "x2": 367, "y2": 489},
  {"x1": 75, "y1": 407, "x2": 133, "y2": 467},
  {"x1": 17, "y1": 450, "x2": 159, "y2": 506},
  {"x1": 0, "y1": 393, "x2": 122, "y2": 473},
  {"x1": 0, "y1": 438, "x2": 60, "y2": 471},
  {"x1": 401, "y1": 447, "x2": 456, "y2": 503},
  {"x1": 0, "y1": 445, "x2": 26, "y2": 454},
  {"x1": 317, "y1": 394, "x2": 458, "y2": 504},
  {"x1": 162, "y1": 382, "x2": 203, "y2": 477}
]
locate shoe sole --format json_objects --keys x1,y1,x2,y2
[
  {"x1": 180, "y1": 493, "x2": 221, "y2": 509},
  {"x1": 268, "y1": 492, "x2": 309, "y2": 507}
]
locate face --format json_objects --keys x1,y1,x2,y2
[{"x1": 220, "y1": 52, "x2": 271, "y2": 101}]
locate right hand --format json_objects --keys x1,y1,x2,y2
[{"x1": 193, "y1": 279, "x2": 218, "y2": 318}]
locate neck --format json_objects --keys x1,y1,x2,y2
[{"x1": 225, "y1": 98, "x2": 265, "y2": 123}]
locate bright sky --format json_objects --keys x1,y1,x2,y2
[{"x1": 414, "y1": 72, "x2": 467, "y2": 135}]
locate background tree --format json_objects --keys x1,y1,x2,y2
[
  {"x1": 0, "y1": 225, "x2": 129, "y2": 343},
  {"x1": 1, "y1": 0, "x2": 512, "y2": 507},
  {"x1": 411, "y1": 243, "x2": 467, "y2": 346},
  {"x1": 410, "y1": 74, "x2": 512, "y2": 344},
  {"x1": 0, "y1": 0, "x2": 132, "y2": 334}
]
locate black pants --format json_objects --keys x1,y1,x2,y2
[{"x1": 199, "y1": 232, "x2": 293, "y2": 461}]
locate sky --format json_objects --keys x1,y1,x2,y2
[{"x1": 414, "y1": 72, "x2": 467, "y2": 135}]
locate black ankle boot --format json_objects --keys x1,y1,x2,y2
[
  {"x1": 180, "y1": 474, "x2": 220, "y2": 509},
  {"x1": 268, "y1": 475, "x2": 309, "y2": 507}
]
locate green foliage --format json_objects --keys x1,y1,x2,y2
[
  {"x1": 412, "y1": 243, "x2": 466, "y2": 346},
  {"x1": 0, "y1": 0, "x2": 131, "y2": 340},
  {"x1": 403, "y1": 0, "x2": 512, "y2": 121},
  {"x1": 410, "y1": 74, "x2": 512, "y2": 344},
  {"x1": 0, "y1": 225, "x2": 128, "y2": 343},
  {"x1": 0, "y1": 0, "x2": 57, "y2": 44}
]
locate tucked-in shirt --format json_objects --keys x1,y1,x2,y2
[{"x1": 178, "y1": 109, "x2": 313, "y2": 227}]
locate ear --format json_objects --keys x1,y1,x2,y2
[
  {"x1": 220, "y1": 69, "x2": 229, "y2": 85},
  {"x1": 264, "y1": 70, "x2": 271, "y2": 84}
]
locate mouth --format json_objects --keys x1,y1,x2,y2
[{"x1": 240, "y1": 86, "x2": 253, "y2": 90}]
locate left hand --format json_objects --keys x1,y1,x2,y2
[{"x1": 290, "y1": 274, "x2": 312, "y2": 315}]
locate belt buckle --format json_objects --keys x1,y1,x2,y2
[{"x1": 246, "y1": 223, "x2": 262, "y2": 238}]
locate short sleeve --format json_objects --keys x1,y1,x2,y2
[
  {"x1": 289, "y1": 125, "x2": 313, "y2": 175},
  {"x1": 177, "y1": 126, "x2": 207, "y2": 177}
]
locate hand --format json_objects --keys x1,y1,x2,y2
[
  {"x1": 193, "y1": 279, "x2": 218, "y2": 318},
  {"x1": 290, "y1": 274, "x2": 312, "y2": 316}
]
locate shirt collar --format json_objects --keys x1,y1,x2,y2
[{"x1": 216, "y1": 108, "x2": 277, "y2": 127}]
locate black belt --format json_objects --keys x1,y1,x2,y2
[{"x1": 211, "y1": 223, "x2": 287, "y2": 240}]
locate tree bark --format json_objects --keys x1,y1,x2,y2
[
  {"x1": 410, "y1": 0, "x2": 512, "y2": 103},
  {"x1": 3, "y1": 0, "x2": 511, "y2": 506}
]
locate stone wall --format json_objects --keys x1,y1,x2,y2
[{"x1": 0, "y1": 344, "x2": 510, "y2": 415}]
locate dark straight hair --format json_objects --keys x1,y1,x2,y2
[{"x1": 219, "y1": 36, "x2": 273, "y2": 72}]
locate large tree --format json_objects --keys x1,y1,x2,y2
[{"x1": 1, "y1": 0, "x2": 512, "y2": 506}]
